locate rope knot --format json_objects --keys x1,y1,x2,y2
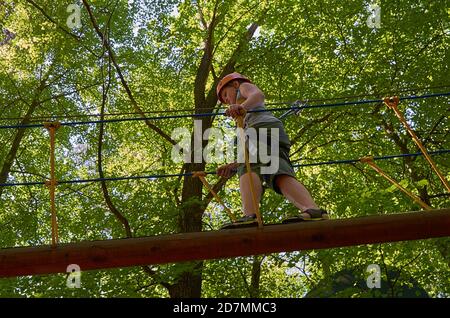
[{"x1": 383, "y1": 96, "x2": 399, "y2": 109}]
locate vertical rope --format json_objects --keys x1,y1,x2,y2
[
  {"x1": 193, "y1": 171, "x2": 237, "y2": 222},
  {"x1": 44, "y1": 122, "x2": 61, "y2": 247},
  {"x1": 385, "y1": 96, "x2": 450, "y2": 193},
  {"x1": 236, "y1": 112, "x2": 263, "y2": 228},
  {"x1": 360, "y1": 156, "x2": 432, "y2": 210}
]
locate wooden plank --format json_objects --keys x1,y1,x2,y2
[{"x1": 1, "y1": 209, "x2": 449, "y2": 277}]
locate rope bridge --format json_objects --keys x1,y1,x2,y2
[{"x1": 0, "y1": 91, "x2": 448, "y2": 264}]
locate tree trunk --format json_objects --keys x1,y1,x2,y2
[
  {"x1": 0, "y1": 98, "x2": 41, "y2": 198},
  {"x1": 249, "y1": 256, "x2": 263, "y2": 297},
  {"x1": 168, "y1": 11, "x2": 261, "y2": 297},
  {"x1": 167, "y1": 262, "x2": 203, "y2": 298}
]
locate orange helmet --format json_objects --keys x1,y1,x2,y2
[{"x1": 216, "y1": 72, "x2": 251, "y2": 103}]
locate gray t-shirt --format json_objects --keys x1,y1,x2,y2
[{"x1": 237, "y1": 89, "x2": 282, "y2": 128}]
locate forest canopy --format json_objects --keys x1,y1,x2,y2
[{"x1": 0, "y1": 0, "x2": 449, "y2": 298}]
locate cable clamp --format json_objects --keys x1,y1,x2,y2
[{"x1": 292, "y1": 99, "x2": 308, "y2": 115}]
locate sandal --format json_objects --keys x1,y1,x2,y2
[
  {"x1": 220, "y1": 214, "x2": 258, "y2": 229},
  {"x1": 282, "y1": 208, "x2": 329, "y2": 224}
]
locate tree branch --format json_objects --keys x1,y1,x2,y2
[
  {"x1": 82, "y1": 0, "x2": 177, "y2": 146},
  {"x1": 423, "y1": 114, "x2": 446, "y2": 147},
  {"x1": 212, "y1": 2, "x2": 261, "y2": 58},
  {"x1": 24, "y1": 0, "x2": 102, "y2": 59},
  {"x1": 195, "y1": 0, "x2": 207, "y2": 30},
  {"x1": 97, "y1": 52, "x2": 132, "y2": 238},
  {"x1": 25, "y1": 0, "x2": 81, "y2": 41},
  {"x1": 289, "y1": 112, "x2": 335, "y2": 157},
  {"x1": 194, "y1": 0, "x2": 220, "y2": 110},
  {"x1": 0, "y1": 76, "x2": 48, "y2": 198}
]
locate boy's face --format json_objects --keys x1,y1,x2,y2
[{"x1": 220, "y1": 81, "x2": 239, "y2": 105}]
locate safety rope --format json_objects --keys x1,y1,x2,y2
[
  {"x1": 0, "y1": 150, "x2": 448, "y2": 188},
  {"x1": 1, "y1": 92, "x2": 449, "y2": 130},
  {"x1": 235, "y1": 110, "x2": 263, "y2": 228},
  {"x1": 385, "y1": 96, "x2": 450, "y2": 193},
  {"x1": 265, "y1": 84, "x2": 450, "y2": 106},
  {"x1": 2, "y1": 84, "x2": 449, "y2": 122},
  {"x1": 43, "y1": 122, "x2": 61, "y2": 247},
  {"x1": 192, "y1": 171, "x2": 237, "y2": 222},
  {"x1": 1, "y1": 90, "x2": 447, "y2": 243},
  {"x1": 360, "y1": 156, "x2": 432, "y2": 210}
]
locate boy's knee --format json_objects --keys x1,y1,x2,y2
[
  {"x1": 274, "y1": 174, "x2": 290, "y2": 188},
  {"x1": 240, "y1": 172, "x2": 263, "y2": 186}
]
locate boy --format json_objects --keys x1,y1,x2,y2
[{"x1": 216, "y1": 72, "x2": 328, "y2": 228}]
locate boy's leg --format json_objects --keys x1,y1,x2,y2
[
  {"x1": 239, "y1": 172, "x2": 263, "y2": 216},
  {"x1": 275, "y1": 174, "x2": 321, "y2": 218}
]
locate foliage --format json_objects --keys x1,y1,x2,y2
[{"x1": 0, "y1": 0, "x2": 448, "y2": 297}]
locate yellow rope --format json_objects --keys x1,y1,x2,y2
[
  {"x1": 192, "y1": 171, "x2": 237, "y2": 222},
  {"x1": 235, "y1": 111, "x2": 263, "y2": 228},
  {"x1": 44, "y1": 122, "x2": 61, "y2": 247},
  {"x1": 385, "y1": 96, "x2": 450, "y2": 193},
  {"x1": 360, "y1": 156, "x2": 432, "y2": 210}
]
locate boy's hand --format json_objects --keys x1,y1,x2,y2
[
  {"x1": 225, "y1": 104, "x2": 246, "y2": 119},
  {"x1": 216, "y1": 163, "x2": 240, "y2": 178}
]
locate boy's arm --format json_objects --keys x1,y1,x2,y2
[
  {"x1": 238, "y1": 82, "x2": 265, "y2": 111},
  {"x1": 217, "y1": 162, "x2": 241, "y2": 178}
]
